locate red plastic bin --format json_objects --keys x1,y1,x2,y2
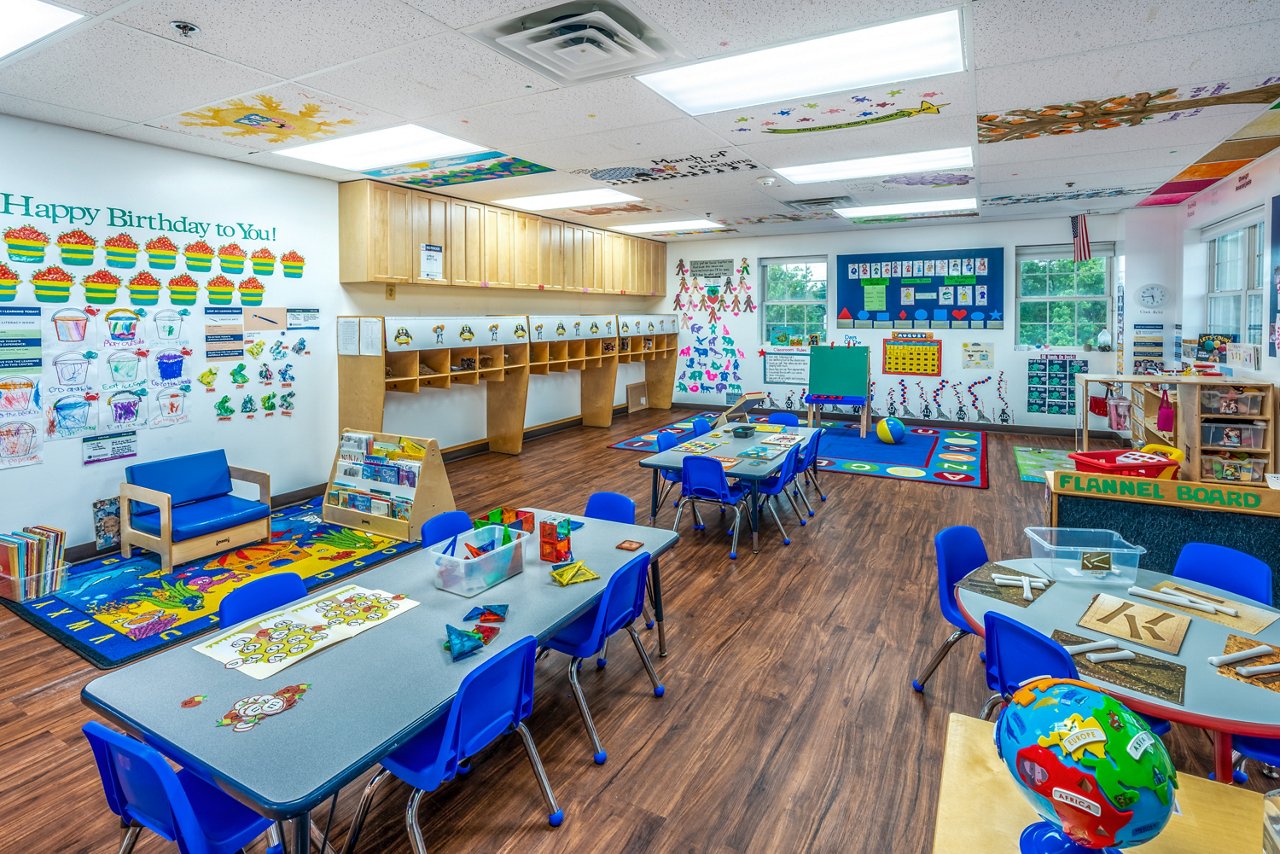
[{"x1": 1067, "y1": 450, "x2": 1180, "y2": 479}]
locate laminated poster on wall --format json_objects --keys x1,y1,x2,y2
[
  {"x1": 1026, "y1": 354, "x2": 1088, "y2": 416},
  {"x1": 961, "y1": 342, "x2": 994, "y2": 370},
  {"x1": 1271, "y1": 195, "x2": 1280, "y2": 358},
  {"x1": 0, "y1": 306, "x2": 44, "y2": 468}
]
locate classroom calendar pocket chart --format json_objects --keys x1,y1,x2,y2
[
  {"x1": 883, "y1": 331, "x2": 943, "y2": 376},
  {"x1": 836, "y1": 248, "x2": 1004, "y2": 330}
]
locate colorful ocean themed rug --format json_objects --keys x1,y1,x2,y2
[
  {"x1": 611, "y1": 414, "x2": 987, "y2": 488},
  {"x1": 1013, "y1": 446, "x2": 1076, "y2": 483},
  {"x1": 0, "y1": 498, "x2": 417, "y2": 668}
]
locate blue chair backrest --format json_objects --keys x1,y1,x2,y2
[
  {"x1": 584, "y1": 492, "x2": 635, "y2": 525},
  {"x1": 935, "y1": 526, "x2": 989, "y2": 628},
  {"x1": 761, "y1": 445, "x2": 800, "y2": 491},
  {"x1": 447, "y1": 636, "x2": 538, "y2": 764},
  {"x1": 656, "y1": 431, "x2": 679, "y2": 452},
  {"x1": 590, "y1": 553, "x2": 651, "y2": 641},
  {"x1": 421, "y1": 510, "x2": 473, "y2": 548},
  {"x1": 800, "y1": 427, "x2": 824, "y2": 469},
  {"x1": 126, "y1": 450, "x2": 231, "y2": 512},
  {"x1": 218, "y1": 572, "x2": 306, "y2": 626},
  {"x1": 83, "y1": 721, "x2": 205, "y2": 852},
  {"x1": 681, "y1": 455, "x2": 734, "y2": 502},
  {"x1": 768, "y1": 412, "x2": 799, "y2": 427},
  {"x1": 690, "y1": 416, "x2": 712, "y2": 436},
  {"x1": 1174, "y1": 543, "x2": 1273, "y2": 606},
  {"x1": 984, "y1": 611, "x2": 1077, "y2": 698}
]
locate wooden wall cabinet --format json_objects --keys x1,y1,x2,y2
[
  {"x1": 409, "y1": 191, "x2": 448, "y2": 284},
  {"x1": 448, "y1": 198, "x2": 485, "y2": 287},
  {"x1": 339, "y1": 181, "x2": 413, "y2": 284},
  {"x1": 538, "y1": 218, "x2": 564, "y2": 291},
  {"x1": 483, "y1": 205, "x2": 515, "y2": 288}
]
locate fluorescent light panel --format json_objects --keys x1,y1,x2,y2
[
  {"x1": 835, "y1": 198, "x2": 978, "y2": 219},
  {"x1": 276, "y1": 125, "x2": 486, "y2": 171},
  {"x1": 777, "y1": 147, "x2": 972, "y2": 184},
  {"x1": 2, "y1": 0, "x2": 82, "y2": 60},
  {"x1": 496, "y1": 189, "x2": 640, "y2": 211},
  {"x1": 612, "y1": 219, "x2": 723, "y2": 234},
  {"x1": 637, "y1": 10, "x2": 964, "y2": 115}
]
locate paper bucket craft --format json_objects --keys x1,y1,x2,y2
[
  {"x1": 250, "y1": 248, "x2": 275, "y2": 276},
  {"x1": 0, "y1": 421, "x2": 37, "y2": 457},
  {"x1": 206, "y1": 275, "x2": 235, "y2": 305},
  {"x1": 145, "y1": 236, "x2": 179, "y2": 270},
  {"x1": 4, "y1": 225, "x2": 49, "y2": 264},
  {"x1": 107, "y1": 350, "x2": 141, "y2": 383},
  {"x1": 238, "y1": 277, "x2": 265, "y2": 306},
  {"x1": 53, "y1": 352, "x2": 90, "y2": 385},
  {"x1": 167, "y1": 274, "x2": 199, "y2": 306},
  {"x1": 57, "y1": 230, "x2": 97, "y2": 266},
  {"x1": 105, "y1": 309, "x2": 141, "y2": 342},
  {"x1": 154, "y1": 309, "x2": 183, "y2": 340},
  {"x1": 0, "y1": 263, "x2": 19, "y2": 301},
  {"x1": 155, "y1": 349, "x2": 185, "y2": 381},
  {"x1": 52, "y1": 395, "x2": 91, "y2": 433},
  {"x1": 218, "y1": 244, "x2": 246, "y2": 274},
  {"x1": 51, "y1": 308, "x2": 89, "y2": 342},
  {"x1": 0, "y1": 376, "x2": 36, "y2": 413},
  {"x1": 104, "y1": 234, "x2": 139, "y2": 269},
  {"x1": 108, "y1": 390, "x2": 142, "y2": 424},
  {"x1": 157, "y1": 391, "x2": 186, "y2": 416},
  {"x1": 83, "y1": 269, "x2": 122, "y2": 305},
  {"x1": 31, "y1": 265, "x2": 74, "y2": 303},
  {"x1": 184, "y1": 241, "x2": 215, "y2": 273},
  {"x1": 128, "y1": 271, "x2": 161, "y2": 306},
  {"x1": 281, "y1": 250, "x2": 305, "y2": 278}
]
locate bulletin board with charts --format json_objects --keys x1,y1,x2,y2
[
  {"x1": 835, "y1": 248, "x2": 1005, "y2": 330},
  {"x1": 883, "y1": 331, "x2": 942, "y2": 376}
]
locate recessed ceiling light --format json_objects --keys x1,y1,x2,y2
[
  {"x1": 834, "y1": 198, "x2": 978, "y2": 219},
  {"x1": 777, "y1": 147, "x2": 972, "y2": 185},
  {"x1": 612, "y1": 219, "x2": 723, "y2": 234},
  {"x1": 276, "y1": 125, "x2": 486, "y2": 171},
  {"x1": 495, "y1": 189, "x2": 641, "y2": 211},
  {"x1": 636, "y1": 10, "x2": 964, "y2": 115},
  {"x1": 1, "y1": 0, "x2": 82, "y2": 61}
]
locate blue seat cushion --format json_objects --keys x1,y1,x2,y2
[
  {"x1": 174, "y1": 768, "x2": 273, "y2": 854},
  {"x1": 126, "y1": 450, "x2": 233, "y2": 514},
  {"x1": 131, "y1": 495, "x2": 269, "y2": 542}
]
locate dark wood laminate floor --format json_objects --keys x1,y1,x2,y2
[{"x1": 0, "y1": 410, "x2": 1265, "y2": 854}]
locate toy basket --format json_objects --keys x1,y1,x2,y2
[{"x1": 1067, "y1": 449, "x2": 1181, "y2": 479}]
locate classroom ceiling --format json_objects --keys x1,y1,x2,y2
[{"x1": 2, "y1": 0, "x2": 1279, "y2": 240}]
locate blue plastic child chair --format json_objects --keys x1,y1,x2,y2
[
  {"x1": 690, "y1": 416, "x2": 713, "y2": 437},
  {"x1": 674, "y1": 455, "x2": 753, "y2": 559},
  {"x1": 420, "y1": 509, "x2": 473, "y2": 549},
  {"x1": 791, "y1": 427, "x2": 826, "y2": 515},
  {"x1": 912, "y1": 526, "x2": 989, "y2": 692},
  {"x1": 767, "y1": 412, "x2": 799, "y2": 427},
  {"x1": 543, "y1": 554, "x2": 664, "y2": 765},
  {"x1": 654, "y1": 431, "x2": 683, "y2": 514},
  {"x1": 584, "y1": 491, "x2": 635, "y2": 525},
  {"x1": 980, "y1": 611, "x2": 1079, "y2": 719},
  {"x1": 218, "y1": 572, "x2": 306, "y2": 626},
  {"x1": 754, "y1": 444, "x2": 806, "y2": 545},
  {"x1": 83, "y1": 721, "x2": 284, "y2": 854},
  {"x1": 343, "y1": 636, "x2": 563, "y2": 854},
  {"x1": 1173, "y1": 542, "x2": 1273, "y2": 606}
]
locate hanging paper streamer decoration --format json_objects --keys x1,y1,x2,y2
[
  {"x1": 953, "y1": 384, "x2": 967, "y2": 422},
  {"x1": 932, "y1": 379, "x2": 950, "y2": 420},
  {"x1": 997, "y1": 371, "x2": 1011, "y2": 424},
  {"x1": 968, "y1": 375, "x2": 993, "y2": 422},
  {"x1": 916, "y1": 381, "x2": 929, "y2": 419},
  {"x1": 897, "y1": 378, "x2": 916, "y2": 418}
]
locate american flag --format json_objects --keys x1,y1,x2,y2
[{"x1": 1071, "y1": 213, "x2": 1091, "y2": 262}]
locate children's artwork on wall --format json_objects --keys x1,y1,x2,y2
[
  {"x1": 1271, "y1": 195, "x2": 1280, "y2": 358},
  {"x1": 363, "y1": 151, "x2": 553, "y2": 188},
  {"x1": 160, "y1": 88, "x2": 373, "y2": 146},
  {"x1": 836, "y1": 248, "x2": 1004, "y2": 329},
  {"x1": 979, "y1": 77, "x2": 1280, "y2": 144},
  {"x1": 1026, "y1": 354, "x2": 1087, "y2": 416},
  {"x1": 0, "y1": 306, "x2": 44, "y2": 467},
  {"x1": 675, "y1": 260, "x2": 751, "y2": 400},
  {"x1": 706, "y1": 86, "x2": 952, "y2": 137},
  {"x1": 983, "y1": 186, "x2": 1157, "y2": 206},
  {"x1": 882, "y1": 332, "x2": 942, "y2": 376},
  {"x1": 574, "y1": 149, "x2": 759, "y2": 185},
  {"x1": 961, "y1": 342, "x2": 994, "y2": 370}
]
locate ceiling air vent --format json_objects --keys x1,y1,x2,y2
[
  {"x1": 783, "y1": 196, "x2": 855, "y2": 213},
  {"x1": 466, "y1": 1, "x2": 680, "y2": 85}
]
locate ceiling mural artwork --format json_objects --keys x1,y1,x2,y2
[
  {"x1": 845, "y1": 211, "x2": 979, "y2": 225},
  {"x1": 711, "y1": 88, "x2": 949, "y2": 136},
  {"x1": 983, "y1": 186, "x2": 1158, "y2": 206},
  {"x1": 163, "y1": 89, "x2": 371, "y2": 145},
  {"x1": 574, "y1": 150, "x2": 760, "y2": 185},
  {"x1": 362, "y1": 151, "x2": 553, "y2": 188},
  {"x1": 978, "y1": 77, "x2": 1280, "y2": 143},
  {"x1": 722, "y1": 212, "x2": 841, "y2": 225},
  {"x1": 1140, "y1": 99, "x2": 1280, "y2": 206},
  {"x1": 842, "y1": 171, "x2": 976, "y2": 195},
  {"x1": 647, "y1": 227, "x2": 739, "y2": 237},
  {"x1": 568, "y1": 202, "x2": 670, "y2": 217}
]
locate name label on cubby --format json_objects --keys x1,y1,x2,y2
[
  {"x1": 384, "y1": 316, "x2": 529, "y2": 350},
  {"x1": 528, "y1": 315, "x2": 617, "y2": 341},
  {"x1": 618, "y1": 314, "x2": 678, "y2": 336}
]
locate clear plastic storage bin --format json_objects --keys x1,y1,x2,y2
[
  {"x1": 0, "y1": 562, "x2": 69, "y2": 603},
  {"x1": 1024, "y1": 527, "x2": 1145, "y2": 583},
  {"x1": 426, "y1": 525, "x2": 526, "y2": 597},
  {"x1": 1201, "y1": 422, "x2": 1267, "y2": 449},
  {"x1": 1200, "y1": 388, "x2": 1265, "y2": 415},
  {"x1": 1201, "y1": 453, "x2": 1268, "y2": 483}
]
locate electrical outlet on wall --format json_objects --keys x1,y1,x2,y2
[{"x1": 385, "y1": 284, "x2": 396, "y2": 300}]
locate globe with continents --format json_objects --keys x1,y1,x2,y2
[{"x1": 994, "y1": 677, "x2": 1178, "y2": 853}]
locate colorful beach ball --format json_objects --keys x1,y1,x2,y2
[
  {"x1": 876, "y1": 417, "x2": 906, "y2": 444},
  {"x1": 994, "y1": 677, "x2": 1177, "y2": 852}
]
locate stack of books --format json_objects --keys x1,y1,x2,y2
[
  {"x1": 328, "y1": 431, "x2": 425, "y2": 520},
  {"x1": 0, "y1": 526, "x2": 67, "y2": 602}
]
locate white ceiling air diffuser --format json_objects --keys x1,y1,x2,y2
[
  {"x1": 783, "y1": 196, "x2": 855, "y2": 213},
  {"x1": 467, "y1": 1, "x2": 679, "y2": 85}
]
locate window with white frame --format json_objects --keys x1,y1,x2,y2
[
  {"x1": 1206, "y1": 222, "x2": 1264, "y2": 346},
  {"x1": 761, "y1": 257, "x2": 828, "y2": 346},
  {"x1": 1016, "y1": 246, "x2": 1113, "y2": 348}
]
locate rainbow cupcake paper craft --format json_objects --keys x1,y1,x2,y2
[
  {"x1": 206, "y1": 274, "x2": 235, "y2": 305},
  {"x1": 168, "y1": 273, "x2": 199, "y2": 306},
  {"x1": 238, "y1": 276, "x2": 265, "y2": 306},
  {"x1": 218, "y1": 243, "x2": 246, "y2": 274},
  {"x1": 184, "y1": 240, "x2": 215, "y2": 273},
  {"x1": 128, "y1": 271, "x2": 162, "y2": 306},
  {"x1": 281, "y1": 250, "x2": 305, "y2": 278},
  {"x1": 4, "y1": 224, "x2": 50, "y2": 264},
  {"x1": 31, "y1": 265, "x2": 74, "y2": 303},
  {"x1": 104, "y1": 233, "x2": 139, "y2": 269},
  {"x1": 83, "y1": 269, "x2": 121, "y2": 305},
  {"x1": 250, "y1": 247, "x2": 275, "y2": 276},
  {"x1": 0, "y1": 263, "x2": 19, "y2": 302},
  {"x1": 146, "y1": 236, "x2": 179, "y2": 270},
  {"x1": 57, "y1": 230, "x2": 97, "y2": 266}
]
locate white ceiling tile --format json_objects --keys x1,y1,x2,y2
[
  {"x1": 736, "y1": 114, "x2": 976, "y2": 170},
  {"x1": 401, "y1": 0, "x2": 541, "y2": 29},
  {"x1": 513, "y1": 118, "x2": 735, "y2": 170},
  {"x1": 47, "y1": 0, "x2": 129, "y2": 12},
  {"x1": 0, "y1": 91, "x2": 129, "y2": 133},
  {"x1": 110, "y1": 0, "x2": 444, "y2": 79},
  {"x1": 232, "y1": 151, "x2": 362, "y2": 183},
  {"x1": 980, "y1": 150, "x2": 1196, "y2": 183},
  {"x1": 0, "y1": 21, "x2": 278, "y2": 123},
  {"x1": 109, "y1": 123, "x2": 259, "y2": 160},
  {"x1": 299, "y1": 31, "x2": 557, "y2": 122}
]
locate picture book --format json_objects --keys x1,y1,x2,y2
[
  {"x1": 738, "y1": 444, "x2": 784, "y2": 460},
  {"x1": 761, "y1": 433, "x2": 804, "y2": 447}
]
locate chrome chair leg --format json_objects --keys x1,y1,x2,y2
[
  {"x1": 672, "y1": 497, "x2": 687, "y2": 532},
  {"x1": 117, "y1": 824, "x2": 141, "y2": 854},
  {"x1": 405, "y1": 788, "x2": 428, "y2": 854},
  {"x1": 794, "y1": 481, "x2": 815, "y2": 517},
  {"x1": 784, "y1": 488, "x2": 806, "y2": 526},
  {"x1": 595, "y1": 636, "x2": 609, "y2": 669},
  {"x1": 805, "y1": 467, "x2": 827, "y2": 502},
  {"x1": 911, "y1": 629, "x2": 969, "y2": 692},
  {"x1": 980, "y1": 694, "x2": 1003, "y2": 721},
  {"x1": 341, "y1": 767, "x2": 391, "y2": 854},
  {"x1": 691, "y1": 501, "x2": 705, "y2": 530},
  {"x1": 1262, "y1": 762, "x2": 1280, "y2": 780},
  {"x1": 266, "y1": 821, "x2": 286, "y2": 854},
  {"x1": 567, "y1": 657, "x2": 607, "y2": 764},
  {"x1": 766, "y1": 497, "x2": 790, "y2": 545},
  {"x1": 515, "y1": 721, "x2": 564, "y2": 827},
  {"x1": 656, "y1": 480, "x2": 676, "y2": 512},
  {"x1": 729, "y1": 506, "x2": 742, "y2": 559},
  {"x1": 626, "y1": 625, "x2": 665, "y2": 697},
  {"x1": 641, "y1": 602, "x2": 654, "y2": 630}
]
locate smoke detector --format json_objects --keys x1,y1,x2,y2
[
  {"x1": 466, "y1": 1, "x2": 680, "y2": 85},
  {"x1": 783, "y1": 195, "x2": 855, "y2": 213}
]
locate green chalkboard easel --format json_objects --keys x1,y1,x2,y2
[{"x1": 805, "y1": 345, "x2": 871, "y2": 435}]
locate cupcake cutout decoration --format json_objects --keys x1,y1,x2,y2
[
  {"x1": 281, "y1": 250, "x2": 305, "y2": 278},
  {"x1": 218, "y1": 243, "x2": 246, "y2": 274},
  {"x1": 4, "y1": 224, "x2": 50, "y2": 264},
  {"x1": 104, "y1": 233, "x2": 139, "y2": 269},
  {"x1": 83, "y1": 269, "x2": 121, "y2": 305},
  {"x1": 206, "y1": 274, "x2": 235, "y2": 305},
  {"x1": 128, "y1": 271, "x2": 161, "y2": 306},
  {"x1": 238, "y1": 276, "x2": 265, "y2": 306},
  {"x1": 31, "y1": 265, "x2": 74, "y2": 303},
  {"x1": 145, "y1": 235, "x2": 178, "y2": 269},
  {"x1": 184, "y1": 240, "x2": 215, "y2": 273},
  {"x1": 167, "y1": 273, "x2": 199, "y2": 306},
  {"x1": 57, "y1": 230, "x2": 97, "y2": 266},
  {"x1": 0, "y1": 263, "x2": 19, "y2": 302},
  {"x1": 250, "y1": 247, "x2": 275, "y2": 276}
]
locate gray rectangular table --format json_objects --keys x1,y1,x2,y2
[
  {"x1": 638, "y1": 426, "x2": 818, "y2": 553},
  {"x1": 82, "y1": 509, "x2": 678, "y2": 854}
]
